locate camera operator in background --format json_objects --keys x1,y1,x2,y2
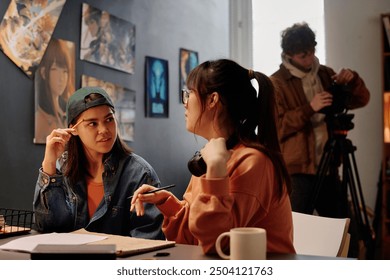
[{"x1": 271, "y1": 22, "x2": 370, "y2": 218}]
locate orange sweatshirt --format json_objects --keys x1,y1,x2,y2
[{"x1": 157, "y1": 144, "x2": 295, "y2": 254}]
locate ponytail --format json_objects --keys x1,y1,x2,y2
[
  {"x1": 187, "y1": 60, "x2": 291, "y2": 197},
  {"x1": 245, "y1": 70, "x2": 292, "y2": 196}
]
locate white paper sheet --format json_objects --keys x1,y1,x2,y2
[{"x1": 0, "y1": 233, "x2": 107, "y2": 253}]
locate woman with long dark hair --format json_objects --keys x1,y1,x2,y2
[
  {"x1": 131, "y1": 59, "x2": 295, "y2": 254},
  {"x1": 33, "y1": 87, "x2": 164, "y2": 240}
]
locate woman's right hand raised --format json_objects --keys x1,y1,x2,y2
[{"x1": 41, "y1": 128, "x2": 75, "y2": 175}]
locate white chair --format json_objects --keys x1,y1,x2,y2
[{"x1": 292, "y1": 211, "x2": 351, "y2": 257}]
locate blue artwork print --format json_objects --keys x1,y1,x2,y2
[
  {"x1": 151, "y1": 60, "x2": 166, "y2": 101},
  {"x1": 145, "y1": 56, "x2": 169, "y2": 118},
  {"x1": 179, "y1": 48, "x2": 198, "y2": 101},
  {"x1": 188, "y1": 52, "x2": 198, "y2": 70}
]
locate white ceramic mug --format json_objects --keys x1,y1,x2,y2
[{"x1": 215, "y1": 227, "x2": 267, "y2": 260}]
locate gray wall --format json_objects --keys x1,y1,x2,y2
[
  {"x1": 0, "y1": 0, "x2": 229, "y2": 209},
  {"x1": 324, "y1": 0, "x2": 390, "y2": 210}
]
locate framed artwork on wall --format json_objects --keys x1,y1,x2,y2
[
  {"x1": 34, "y1": 38, "x2": 75, "y2": 144},
  {"x1": 82, "y1": 75, "x2": 136, "y2": 142},
  {"x1": 0, "y1": 0, "x2": 67, "y2": 78},
  {"x1": 145, "y1": 56, "x2": 169, "y2": 118},
  {"x1": 179, "y1": 48, "x2": 198, "y2": 102},
  {"x1": 80, "y1": 3, "x2": 136, "y2": 74}
]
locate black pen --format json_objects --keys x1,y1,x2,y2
[{"x1": 127, "y1": 184, "x2": 175, "y2": 200}]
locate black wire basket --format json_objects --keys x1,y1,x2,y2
[{"x1": 0, "y1": 208, "x2": 34, "y2": 238}]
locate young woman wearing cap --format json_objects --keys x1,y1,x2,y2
[
  {"x1": 130, "y1": 59, "x2": 295, "y2": 254},
  {"x1": 33, "y1": 87, "x2": 164, "y2": 240}
]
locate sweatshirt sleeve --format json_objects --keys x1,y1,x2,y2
[
  {"x1": 158, "y1": 148, "x2": 272, "y2": 254},
  {"x1": 157, "y1": 180, "x2": 201, "y2": 246},
  {"x1": 188, "y1": 174, "x2": 267, "y2": 254}
]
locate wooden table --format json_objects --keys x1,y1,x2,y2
[{"x1": 0, "y1": 231, "x2": 351, "y2": 260}]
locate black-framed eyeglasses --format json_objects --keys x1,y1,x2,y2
[{"x1": 181, "y1": 87, "x2": 191, "y2": 104}]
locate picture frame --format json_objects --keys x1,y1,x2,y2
[
  {"x1": 0, "y1": 0, "x2": 67, "y2": 78},
  {"x1": 179, "y1": 48, "x2": 199, "y2": 102},
  {"x1": 145, "y1": 56, "x2": 169, "y2": 118},
  {"x1": 80, "y1": 3, "x2": 136, "y2": 74},
  {"x1": 34, "y1": 38, "x2": 75, "y2": 144}
]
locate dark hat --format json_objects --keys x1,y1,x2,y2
[{"x1": 66, "y1": 87, "x2": 115, "y2": 127}]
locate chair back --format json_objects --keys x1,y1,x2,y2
[{"x1": 292, "y1": 211, "x2": 350, "y2": 257}]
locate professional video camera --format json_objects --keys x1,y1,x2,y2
[
  {"x1": 320, "y1": 83, "x2": 352, "y2": 116},
  {"x1": 320, "y1": 82, "x2": 354, "y2": 132},
  {"x1": 312, "y1": 81, "x2": 374, "y2": 258}
]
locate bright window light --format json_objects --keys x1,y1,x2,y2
[{"x1": 252, "y1": 0, "x2": 325, "y2": 75}]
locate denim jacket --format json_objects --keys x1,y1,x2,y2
[{"x1": 33, "y1": 151, "x2": 165, "y2": 240}]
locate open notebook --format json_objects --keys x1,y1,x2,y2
[
  {"x1": 73, "y1": 228, "x2": 175, "y2": 257},
  {"x1": 0, "y1": 228, "x2": 175, "y2": 257}
]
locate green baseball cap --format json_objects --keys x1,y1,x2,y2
[{"x1": 66, "y1": 87, "x2": 115, "y2": 127}]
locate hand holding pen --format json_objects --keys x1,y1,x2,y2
[
  {"x1": 130, "y1": 184, "x2": 176, "y2": 216},
  {"x1": 42, "y1": 119, "x2": 84, "y2": 176}
]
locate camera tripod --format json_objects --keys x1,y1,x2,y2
[{"x1": 308, "y1": 113, "x2": 374, "y2": 258}]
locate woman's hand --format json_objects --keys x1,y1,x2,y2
[
  {"x1": 42, "y1": 128, "x2": 75, "y2": 175},
  {"x1": 201, "y1": 138, "x2": 232, "y2": 178},
  {"x1": 130, "y1": 184, "x2": 172, "y2": 216}
]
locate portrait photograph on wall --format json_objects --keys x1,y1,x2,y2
[
  {"x1": 145, "y1": 56, "x2": 169, "y2": 118},
  {"x1": 179, "y1": 48, "x2": 198, "y2": 102},
  {"x1": 80, "y1": 3, "x2": 136, "y2": 74},
  {"x1": 82, "y1": 75, "x2": 136, "y2": 142},
  {"x1": 34, "y1": 38, "x2": 75, "y2": 144},
  {"x1": 0, "y1": 0, "x2": 67, "y2": 78}
]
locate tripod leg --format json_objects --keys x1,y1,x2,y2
[
  {"x1": 343, "y1": 153, "x2": 362, "y2": 224},
  {"x1": 349, "y1": 151, "x2": 371, "y2": 231},
  {"x1": 349, "y1": 149, "x2": 374, "y2": 258},
  {"x1": 308, "y1": 139, "x2": 335, "y2": 214},
  {"x1": 343, "y1": 140, "x2": 374, "y2": 258}
]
